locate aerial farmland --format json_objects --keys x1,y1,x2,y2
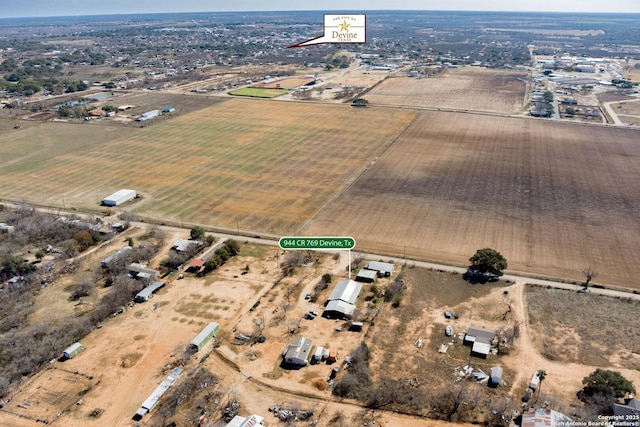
[{"x1": 1, "y1": 8, "x2": 640, "y2": 427}]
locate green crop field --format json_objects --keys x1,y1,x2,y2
[{"x1": 229, "y1": 88, "x2": 288, "y2": 98}]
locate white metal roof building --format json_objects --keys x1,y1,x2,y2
[
  {"x1": 135, "y1": 281, "x2": 166, "y2": 303},
  {"x1": 355, "y1": 269, "x2": 377, "y2": 283},
  {"x1": 63, "y1": 342, "x2": 84, "y2": 359},
  {"x1": 325, "y1": 299, "x2": 357, "y2": 318},
  {"x1": 227, "y1": 414, "x2": 265, "y2": 427},
  {"x1": 172, "y1": 239, "x2": 203, "y2": 252},
  {"x1": 365, "y1": 261, "x2": 395, "y2": 277},
  {"x1": 134, "y1": 367, "x2": 183, "y2": 420},
  {"x1": 103, "y1": 189, "x2": 136, "y2": 206},
  {"x1": 327, "y1": 280, "x2": 362, "y2": 305}
]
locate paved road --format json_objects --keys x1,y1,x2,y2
[{"x1": 4, "y1": 201, "x2": 639, "y2": 301}]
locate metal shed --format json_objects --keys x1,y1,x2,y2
[
  {"x1": 135, "y1": 281, "x2": 166, "y2": 303},
  {"x1": 63, "y1": 342, "x2": 85, "y2": 359},
  {"x1": 327, "y1": 280, "x2": 362, "y2": 305},
  {"x1": 355, "y1": 269, "x2": 377, "y2": 283},
  {"x1": 190, "y1": 322, "x2": 220, "y2": 351},
  {"x1": 103, "y1": 189, "x2": 136, "y2": 206},
  {"x1": 364, "y1": 261, "x2": 395, "y2": 277}
]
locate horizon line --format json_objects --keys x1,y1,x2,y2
[{"x1": 1, "y1": 9, "x2": 640, "y2": 20}]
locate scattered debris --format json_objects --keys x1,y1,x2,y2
[{"x1": 415, "y1": 337, "x2": 424, "y2": 348}]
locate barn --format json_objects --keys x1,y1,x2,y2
[
  {"x1": 283, "y1": 336, "x2": 313, "y2": 366},
  {"x1": 103, "y1": 189, "x2": 136, "y2": 206},
  {"x1": 190, "y1": 322, "x2": 220, "y2": 351},
  {"x1": 63, "y1": 342, "x2": 85, "y2": 359},
  {"x1": 324, "y1": 279, "x2": 362, "y2": 319}
]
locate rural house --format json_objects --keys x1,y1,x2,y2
[
  {"x1": 464, "y1": 326, "x2": 496, "y2": 358},
  {"x1": 101, "y1": 246, "x2": 132, "y2": 268},
  {"x1": 283, "y1": 336, "x2": 313, "y2": 366}
]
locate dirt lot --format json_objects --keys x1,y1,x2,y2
[
  {"x1": 2, "y1": 230, "x2": 637, "y2": 426},
  {"x1": 304, "y1": 110, "x2": 640, "y2": 289},
  {"x1": 364, "y1": 67, "x2": 529, "y2": 114}
]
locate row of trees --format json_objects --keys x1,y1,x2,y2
[{"x1": 202, "y1": 240, "x2": 240, "y2": 274}]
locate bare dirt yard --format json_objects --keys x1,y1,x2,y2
[
  {"x1": 304, "y1": 110, "x2": 640, "y2": 289},
  {"x1": 364, "y1": 67, "x2": 529, "y2": 114},
  {"x1": 1, "y1": 229, "x2": 632, "y2": 427}
]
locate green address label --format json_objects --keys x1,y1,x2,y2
[{"x1": 279, "y1": 236, "x2": 356, "y2": 250}]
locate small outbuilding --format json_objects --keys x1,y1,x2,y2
[
  {"x1": 163, "y1": 106, "x2": 175, "y2": 113},
  {"x1": 135, "y1": 281, "x2": 166, "y2": 303},
  {"x1": 63, "y1": 342, "x2": 85, "y2": 359},
  {"x1": 190, "y1": 322, "x2": 220, "y2": 351},
  {"x1": 172, "y1": 239, "x2": 203, "y2": 252},
  {"x1": 489, "y1": 366, "x2": 503, "y2": 387},
  {"x1": 355, "y1": 269, "x2": 377, "y2": 283},
  {"x1": 129, "y1": 263, "x2": 159, "y2": 281},
  {"x1": 364, "y1": 261, "x2": 395, "y2": 277},
  {"x1": 103, "y1": 189, "x2": 137, "y2": 206}
]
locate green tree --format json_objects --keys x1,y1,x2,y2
[
  {"x1": 190, "y1": 226, "x2": 205, "y2": 240},
  {"x1": 581, "y1": 369, "x2": 635, "y2": 399},
  {"x1": 469, "y1": 248, "x2": 507, "y2": 275}
]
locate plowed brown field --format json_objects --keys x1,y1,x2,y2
[
  {"x1": 365, "y1": 67, "x2": 529, "y2": 114},
  {"x1": 303, "y1": 111, "x2": 640, "y2": 288}
]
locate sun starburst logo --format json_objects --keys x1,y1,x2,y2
[{"x1": 339, "y1": 20, "x2": 351, "y2": 32}]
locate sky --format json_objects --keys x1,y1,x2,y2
[{"x1": 0, "y1": 0, "x2": 638, "y2": 18}]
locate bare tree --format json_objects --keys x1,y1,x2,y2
[
  {"x1": 431, "y1": 381, "x2": 477, "y2": 422},
  {"x1": 582, "y1": 266, "x2": 598, "y2": 289}
]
